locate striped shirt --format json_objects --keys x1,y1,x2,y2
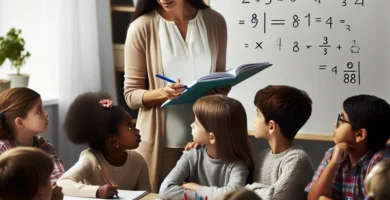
[
  {"x1": 305, "y1": 145, "x2": 390, "y2": 200},
  {"x1": 0, "y1": 136, "x2": 65, "y2": 183}
]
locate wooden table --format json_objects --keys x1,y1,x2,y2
[{"x1": 141, "y1": 193, "x2": 160, "y2": 200}]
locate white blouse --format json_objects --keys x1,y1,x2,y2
[{"x1": 156, "y1": 10, "x2": 211, "y2": 148}]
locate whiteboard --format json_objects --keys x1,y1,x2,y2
[{"x1": 210, "y1": 0, "x2": 390, "y2": 135}]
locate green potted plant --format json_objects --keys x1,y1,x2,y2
[{"x1": 0, "y1": 28, "x2": 31, "y2": 89}]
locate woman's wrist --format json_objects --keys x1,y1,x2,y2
[{"x1": 142, "y1": 88, "x2": 169, "y2": 107}]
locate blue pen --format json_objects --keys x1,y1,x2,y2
[{"x1": 155, "y1": 74, "x2": 190, "y2": 89}]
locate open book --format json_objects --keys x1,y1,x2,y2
[
  {"x1": 161, "y1": 62, "x2": 272, "y2": 107},
  {"x1": 64, "y1": 190, "x2": 149, "y2": 200}
]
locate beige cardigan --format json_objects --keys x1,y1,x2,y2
[
  {"x1": 57, "y1": 149, "x2": 151, "y2": 197},
  {"x1": 124, "y1": 8, "x2": 227, "y2": 192}
]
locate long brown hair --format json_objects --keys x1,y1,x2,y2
[
  {"x1": 131, "y1": 0, "x2": 209, "y2": 23},
  {"x1": 193, "y1": 95, "x2": 255, "y2": 182},
  {"x1": 0, "y1": 147, "x2": 53, "y2": 200},
  {"x1": 0, "y1": 88, "x2": 41, "y2": 139}
]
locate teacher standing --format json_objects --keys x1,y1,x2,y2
[{"x1": 123, "y1": 0, "x2": 228, "y2": 192}]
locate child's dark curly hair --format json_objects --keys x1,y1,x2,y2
[{"x1": 63, "y1": 92, "x2": 127, "y2": 152}]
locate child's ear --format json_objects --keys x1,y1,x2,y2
[
  {"x1": 209, "y1": 132, "x2": 216, "y2": 144},
  {"x1": 105, "y1": 134, "x2": 118, "y2": 149},
  {"x1": 356, "y1": 128, "x2": 367, "y2": 143},
  {"x1": 14, "y1": 117, "x2": 23, "y2": 128},
  {"x1": 268, "y1": 120, "x2": 276, "y2": 135}
]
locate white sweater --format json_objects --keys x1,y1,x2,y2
[
  {"x1": 245, "y1": 145, "x2": 314, "y2": 200},
  {"x1": 57, "y1": 148, "x2": 151, "y2": 198}
]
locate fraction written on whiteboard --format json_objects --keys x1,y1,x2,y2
[
  {"x1": 319, "y1": 61, "x2": 361, "y2": 85},
  {"x1": 241, "y1": 0, "x2": 364, "y2": 6},
  {"x1": 239, "y1": 12, "x2": 352, "y2": 33}
]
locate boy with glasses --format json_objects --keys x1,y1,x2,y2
[{"x1": 306, "y1": 95, "x2": 390, "y2": 200}]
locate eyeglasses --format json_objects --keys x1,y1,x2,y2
[{"x1": 336, "y1": 113, "x2": 351, "y2": 128}]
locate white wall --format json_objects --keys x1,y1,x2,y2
[{"x1": 0, "y1": 0, "x2": 58, "y2": 97}]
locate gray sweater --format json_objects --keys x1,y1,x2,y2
[
  {"x1": 245, "y1": 145, "x2": 314, "y2": 200},
  {"x1": 159, "y1": 146, "x2": 249, "y2": 200}
]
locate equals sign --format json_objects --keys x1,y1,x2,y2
[
  {"x1": 245, "y1": 43, "x2": 249, "y2": 48},
  {"x1": 239, "y1": 20, "x2": 245, "y2": 25},
  {"x1": 271, "y1": 19, "x2": 285, "y2": 25},
  {"x1": 315, "y1": 18, "x2": 322, "y2": 22},
  {"x1": 319, "y1": 65, "x2": 327, "y2": 70}
]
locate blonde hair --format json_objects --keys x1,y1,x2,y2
[
  {"x1": 218, "y1": 188, "x2": 262, "y2": 200},
  {"x1": 193, "y1": 95, "x2": 255, "y2": 182},
  {"x1": 0, "y1": 88, "x2": 41, "y2": 139},
  {"x1": 364, "y1": 160, "x2": 390, "y2": 200},
  {"x1": 0, "y1": 147, "x2": 53, "y2": 200}
]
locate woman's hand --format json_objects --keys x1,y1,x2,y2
[
  {"x1": 206, "y1": 85, "x2": 231, "y2": 96},
  {"x1": 318, "y1": 196, "x2": 332, "y2": 200},
  {"x1": 163, "y1": 78, "x2": 186, "y2": 100},
  {"x1": 185, "y1": 142, "x2": 200, "y2": 151},
  {"x1": 180, "y1": 182, "x2": 201, "y2": 191}
]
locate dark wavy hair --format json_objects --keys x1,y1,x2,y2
[
  {"x1": 63, "y1": 92, "x2": 127, "y2": 152},
  {"x1": 131, "y1": 0, "x2": 209, "y2": 23}
]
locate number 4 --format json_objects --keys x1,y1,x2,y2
[
  {"x1": 355, "y1": 0, "x2": 364, "y2": 6},
  {"x1": 275, "y1": 37, "x2": 282, "y2": 51},
  {"x1": 332, "y1": 66, "x2": 337, "y2": 74}
]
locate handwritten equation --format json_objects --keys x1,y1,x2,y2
[
  {"x1": 241, "y1": 0, "x2": 364, "y2": 6},
  {"x1": 245, "y1": 37, "x2": 360, "y2": 55},
  {"x1": 235, "y1": 0, "x2": 367, "y2": 86},
  {"x1": 319, "y1": 61, "x2": 361, "y2": 85},
  {"x1": 239, "y1": 13, "x2": 351, "y2": 33}
]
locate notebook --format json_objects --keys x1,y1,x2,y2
[
  {"x1": 161, "y1": 62, "x2": 272, "y2": 107},
  {"x1": 64, "y1": 190, "x2": 149, "y2": 200}
]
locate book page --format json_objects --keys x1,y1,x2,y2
[{"x1": 64, "y1": 190, "x2": 148, "y2": 200}]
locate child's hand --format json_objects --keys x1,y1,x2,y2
[
  {"x1": 51, "y1": 185, "x2": 63, "y2": 200},
  {"x1": 331, "y1": 142, "x2": 352, "y2": 165},
  {"x1": 185, "y1": 142, "x2": 200, "y2": 151},
  {"x1": 318, "y1": 196, "x2": 332, "y2": 200},
  {"x1": 97, "y1": 184, "x2": 118, "y2": 198},
  {"x1": 181, "y1": 182, "x2": 201, "y2": 191}
]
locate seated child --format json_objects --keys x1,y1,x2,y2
[
  {"x1": 57, "y1": 92, "x2": 151, "y2": 198},
  {"x1": 306, "y1": 95, "x2": 390, "y2": 200},
  {"x1": 0, "y1": 147, "x2": 63, "y2": 200},
  {"x1": 0, "y1": 88, "x2": 65, "y2": 183},
  {"x1": 217, "y1": 188, "x2": 262, "y2": 200},
  {"x1": 364, "y1": 160, "x2": 390, "y2": 200},
  {"x1": 159, "y1": 95, "x2": 255, "y2": 200},
  {"x1": 245, "y1": 85, "x2": 314, "y2": 200}
]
